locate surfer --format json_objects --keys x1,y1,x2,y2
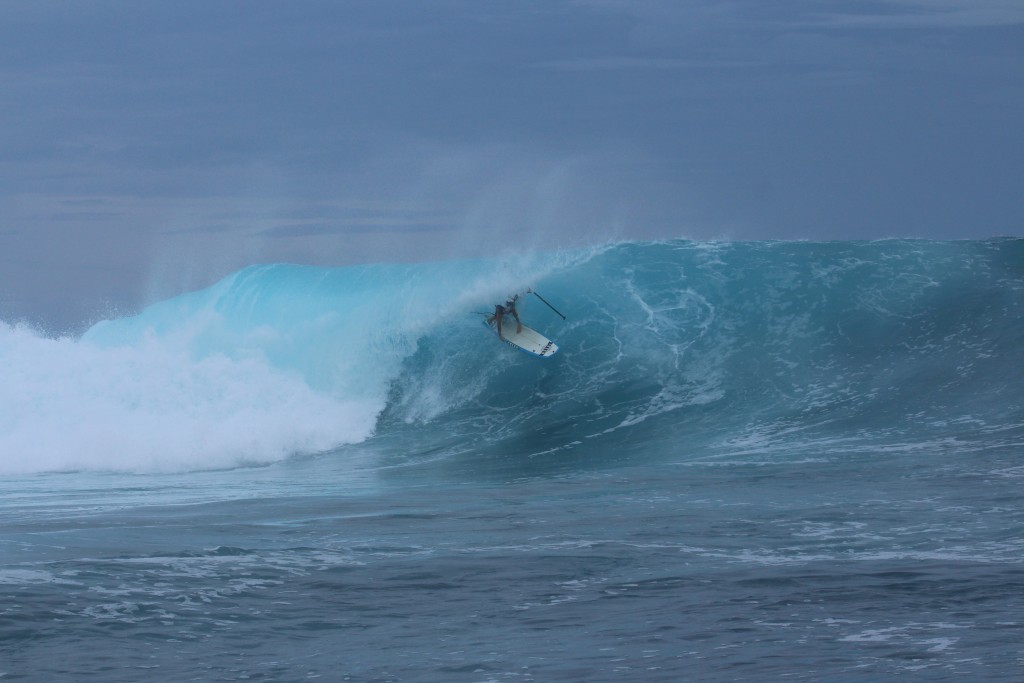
[{"x1": 489, "y1": 295, "x2": 523, "y2": 340}]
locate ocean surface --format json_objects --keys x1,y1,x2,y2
[{"x1": 2, "y1": 239, "x2": 1023, "y2": 681}]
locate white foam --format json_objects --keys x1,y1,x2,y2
[
  {"x1": 0, "y1": 568, "x2": 78, "y2": 585},
  {"x1": 0, "y1": 322, "x2": 380, "y2": 474}
]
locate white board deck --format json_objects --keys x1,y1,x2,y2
[{"x1": 484, "y1": 318, "x2": 558, "y2": 358}]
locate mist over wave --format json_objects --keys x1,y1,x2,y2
[{"x1": 2, "y1": 239, "x2": 1021, "y2": 475}]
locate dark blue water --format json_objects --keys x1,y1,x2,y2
[{"x1": 2, "y1": 239, "x2": 1023, "y2": 681}]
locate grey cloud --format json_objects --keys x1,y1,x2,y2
[
  {"x1": 807, "y1": 0, "x2": 1024, "y2": 29},
  {"x1": 262, "y1": 223, "x2": 451, "y2": 238},
  {"x1": 0, "y1": 0, "x2": 1021, "y2": 330},
  {"x1": 534, "y1": 57, "x2": 762, "y2": 70}
]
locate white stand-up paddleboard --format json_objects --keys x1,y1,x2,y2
[{"x1": 484, "y1": 317, "x2": 558, "y2": 358}]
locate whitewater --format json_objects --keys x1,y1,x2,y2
[{"x1": 2, "y1": 239, "x2": 1023, "y2": 681}]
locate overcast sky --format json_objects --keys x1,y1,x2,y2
[{"x1": 2, "y1": 0, "x2": 1022, "y2": 331}]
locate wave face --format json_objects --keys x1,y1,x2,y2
[{"x1": 2, "y1": 239, "x2": 1022, "y2": 475}]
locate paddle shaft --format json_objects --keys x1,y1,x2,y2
[{"x1": 532, "y1": 291, "x2": 566, "y2": 320}]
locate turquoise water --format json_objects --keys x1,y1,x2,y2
[{"x1": 2, "y1": 239, "x2": 1023, "y2": 680}]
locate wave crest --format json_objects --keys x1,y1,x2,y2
[{"x1": 3, "y1": 239, "x2": 1021, "y2": 474}]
